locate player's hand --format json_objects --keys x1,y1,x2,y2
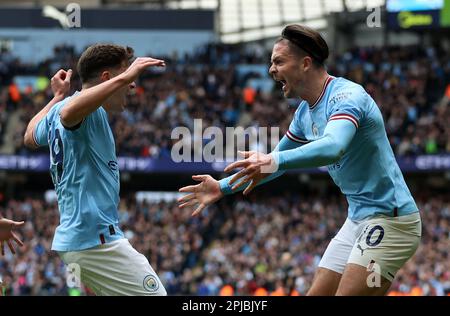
[
  {"x1": 0, "y1": 218, "x2": 25, "y2": 256},
  {"x1": 178, "y1": 175, "x2": 223, "y2": 217},
  {"x1": 51, "y1": 69, "x2": 72, "y2": 99},
  {"x1": 119, "y1": 57, "x2": 166, "y2": 84},
  {"x1": 224, "y1": 151, "x2": 277, "y2": 195}
]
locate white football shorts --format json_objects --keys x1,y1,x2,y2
[
  {"x1": 59, "y1": 238, "x2": 167, "y2": 296},
  {"x1": 318, "y1": 212, "x2": 421, "y2": 282}
]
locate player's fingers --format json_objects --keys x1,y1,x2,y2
[
  {"x1": 11, "y1": 232, "x2": 24, "y2": 247},
  {"x1": 64, "y1": 69, "x2": 73, "y2": 82},
  {"x1": 142, "y1": 59, "x2": 165, "y2": 68},
  {"x1": 241, "y1": 168, "x2": 260, "y2": 192},
  {"x1": 177, "y1": 193, "x2": 196, "y2": 203},
  {"x1": 235, "y1": 167, "x2": 261, "y2": 191},
  {"x1": 53, "y1": 69, "x2": 66, "y2": 79},
  {"x1": 141, "y1": 57, "x2": 164, "y2": 63},
  {"x1": 243, "y1": 177, "x2": 260, "y2": 196},
  {"x1": 191, "y1": 203, "x2": 206, "y2": 217},
  {"x1": 179, "y1": 184, "x2": 199, "y2": 193},
  {"x1": 149, "y1": 57, "x2": 165, "y2": 63},
  {"x1": 154, "y1": 59, "x2": 166, "y2": 66},
  {"x1": 7, "y1": 240, "x2": 15, "y2": 254},
  {"x1": 192, "y1": 175, "x2": 209, "y2": 181},
  {"x1": 179, "y1": 199, "x2": 198, "y2": 209},
  {"x1": 144, "y1": 60, "x2": 164, "y2": 67},
  {"x1": 238, "y1": 151, "x2": 256, "y2": 158},
  {"x1": 229, "y1": 168, "x2": 251, "y2": 185},
  {"x1": 130, "y1": 58, "x2": 160, "y2": 70},
  {"x1": 243, "y1": 182, "x2": 254, "y2": 196},
  {"x1": 224, "y1": 160, "x2": 248, "y2": 173},
  {"x1": 231, "y1": 175, "x2": 253, "y2": 191},
  {"x1": 11, "y1": 220, "x2": 25, "y2": 228}
]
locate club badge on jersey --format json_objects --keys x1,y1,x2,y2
[{"x1": 312, "y1": 122, "x2": 319, "y2": 138}]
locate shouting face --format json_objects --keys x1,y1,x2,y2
[{"x1": 269, "y1": 40, "x2": 311, "y2": 99}]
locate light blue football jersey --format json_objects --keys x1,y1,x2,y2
[
  {"x1": 286, "y1": 76, "x2": 418, "y2": 221},
  {"x1": 34, "y1": 92, "x2": 124, "y2": 251}
]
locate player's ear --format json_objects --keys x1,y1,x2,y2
[
  {"x1": 100, "y1": 70, "x2": 111, "y2": 82},
  {"x1": 302, "y1": 56, "x2": 313, "y2": 72}
]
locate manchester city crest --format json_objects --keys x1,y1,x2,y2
[
  {"x1": 312, "y1": 122, "x2": 319, "y2": 138},
  {"x1": 143, "y1": 274, "x2": 160, "y2": 292}
]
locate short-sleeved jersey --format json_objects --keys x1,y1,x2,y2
[
  {"x1": 34, "y1": 92, "x2": 124, "y2": 251},
  {"x1": 286, "y1": 76, "x2": 418, "y2": 221}
]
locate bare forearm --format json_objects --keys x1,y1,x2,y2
[
  {"x1": 24, "y1": 95, "x2": 64, "y2": 148},
  {"x1": 60, "y1": 75, "x2": 126, "y2": 127}
]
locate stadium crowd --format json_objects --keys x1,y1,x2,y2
[
  {"x1": 0, "y1": 43, "x2": 449, "y2": 157},
  {"x1": 0, "y1": 190, "x2": 449, "y2": 296}
]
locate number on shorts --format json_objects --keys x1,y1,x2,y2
[{"x1": 366, "y1": 225, "x2": 384, "y2": 247}]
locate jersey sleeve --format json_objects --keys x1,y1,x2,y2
[
  {"x1": 326, "y1": 85, "x2": 367, "y2": 129},
  {"x1": 286, "y1": 105, "x2": 309, "y2": 145},
  {"x1": 33, "y1": 116, "x2": 50, "y2": 147},
  {"x1": 273, "y1": 119, "x2": 357, "y2": 170},
  {"x1": 82, "y1": 107, "x2": 105, "y2": 133}
]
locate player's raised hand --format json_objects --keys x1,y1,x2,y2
[
  {"x1": 224, "y1": 151, "x2": 277, "y2": 195},
  {"x1": 0, "y1": 218, "x2": 25, "y2": 256},
  {"x1": 120, "y1": 57, "x2": 166, "y2": 84},
  {"x1": 178, "y1": 175, "x2": 223, "y2": 217},
  {"x1": 51, "y1": 69, "x2": 72, "y2": 99}
]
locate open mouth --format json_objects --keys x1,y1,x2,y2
[
  {"x1": 273, "y1": 77, "x2": 286, "y2": 89},
  {"x1": 276, "y1": 79, "x2": 287, "y2": 91}
]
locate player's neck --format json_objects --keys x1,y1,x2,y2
[
  {"x1": 81, "y1": 78, "x2": 103, "y2": 90},
  {"x1": 301, "y1": 70, "x2": 330, "y2": 106},
  {"x1": 81, "y1": 83, "x2": 95, "y2": 90}
]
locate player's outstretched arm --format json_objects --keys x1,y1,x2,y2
[
  {"x1": 225, "y1": 119, "x2": 357, "y2": 194},
  {"x1": 0, "y1": 218, "x2": 25, "y2": 256},
  {"x1": 178, "y1": 136, "x2": 300, "y2": 216},
  {"x1": 272, "y1": 119, "x2": 356, "y2": 169},
  {"x1": 219, "y1": 134, "x2": 298, "y2": 195},
  {"x1": 60, "y1": 57, "x2": 165, "y2": 128},
  {"x1": 23, "y1": 69, "x2": 72, "y2": 148}
]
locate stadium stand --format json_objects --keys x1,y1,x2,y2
[
  {"x1": 1, "y1": 43, "x2": 449, "y2": 157},
  {"x1": 0, "y1": 190, "x2": 449, "y2": 296}
]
